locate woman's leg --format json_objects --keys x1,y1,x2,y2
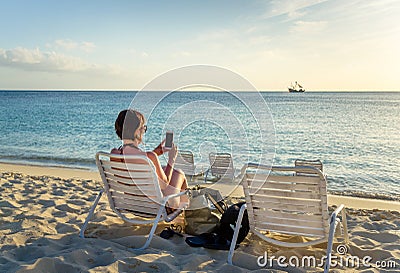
[
  {"x1": 169, "y1": 168, "x2": 188, "y2": 190},
  {"x1": 162, "y1": 168, "x2": 188, "y2": 208}
]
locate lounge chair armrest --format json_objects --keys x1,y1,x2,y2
[
  {"x1": 234, "y1": 170, "x2": 245, "y2": 184},
  {"x1": 330, "y1": 204, "x2": 345, "y2": 223},
  {"x1": 164, "y1": 201, "x2": 189, "y2": 222},
  {"x1": 162, "y1": 190, "x2": 189, "y2": 205},
  {"x1": 330, "y1": 204, "x2": 349, "y2": 244},
  {"x1": 240, "y1": 164, "x2": 248, "y2": 175}
]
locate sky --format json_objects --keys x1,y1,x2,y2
[{"x1": 0, "y1": 0, "x2": 399, "y2": 91}]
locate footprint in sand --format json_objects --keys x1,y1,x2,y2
[
  {"x1": 352, "y1": 231, "x2": 399, "y2": 243},
  {"x1": 17, "y1": 257, "x2": 80, "y2": 273},
  {"x1": 0, "y1": 200, "x2": 18, "y2": 208},
  {"x1": 67, "y1": 199, "x2": 86, "y2": 206},
  {"x1": 12, "y1": 245, "x2": 46, "y2": 262},
  {"x1": 38, "y1": 199, "x2": 56, "y2": 208},
  {"x1": 55, "y1": 204, "x2": 80, "y2": 214},
  {"x1": 55, "y1": 222, "x2": 78, "y2": 233}
]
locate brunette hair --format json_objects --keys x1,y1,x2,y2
[{"x1": 114, "y1": 109, "x2": 145, "y2": 140}]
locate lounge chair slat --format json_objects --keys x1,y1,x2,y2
[
  {"x1": 255, "y1": 227, "x2": 325, "y2": 238},
  {"x1": 104, "y1": 172, "x2": 156, "y2": 185},
  {"x1": 104, "y1": 170, "x2": 156, "y2": 181},
  {"x1": 249, "y1": 194, "x2": 321, "y2": 206},
  {"x1": 121, "y1": 209, "x2": 158, "y2": 219},
  {"x1": 104, "y1": 173, "x2": 155, "y2": 186},
  {"x1": 213, "y1": 171, "x2": 235, "y2": 177},
  {"x1": 102, "y1": 160, "x2": 154, "y2": 171},
  {"x1": 251, "y1": 189, "x2": 322, "y2": 200},
  {"x1": 107, "y1": 180, "x2": 158, "y2": 195},
  {"x1": 212, "y1": 160, "x2": 232, "y2": 166},
  {"x1": 112, "y1": 193, "x2": 160, "y2": 209},
  {"x1": 103, "y1": 167, "x2": 153, "y2": 177},
  {"x1": 175, "y1": 165, "x2": 195, "y2": 173},
  {"x1": 113, "y1": 197, "x2": 160, "y2": 215},
  {"x1": 248, "y1": 181, "x2": 321, "y2": 192},
  {"x1": 252, "y1": 199, "x2": 322, "y2": 214},
  {"x1": 254, "y1": 214, "x2": 327, "y2": 229},
  {"x1": 254, "y1": 222, "x2": 326, "y2": 237},
  {"x1": 110, "y1": 189, "x2": 157, "y2": 199},
  {"x1": 103, "y1": 167, "x2": 154, "y2": 179},
  {"x1": 252, "y1": 208, "x2": 325, "y2": 223},
  {"x1": 176, "y1": 151, "x2": 195, "y2": 164},
  {"x1": 247, "y1": 173, "x2": 321, "y2": 185}
]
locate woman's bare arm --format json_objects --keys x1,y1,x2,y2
[{"x1": 146, "y1": 151, "x2": 170, "y2": 184}]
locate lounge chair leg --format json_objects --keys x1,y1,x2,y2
[
  {"x1": 341, "y1": 208, "x2": 349, "y2": 244},
  {"x1": 79, "y1": 189, "x2": 104, "y2": 238},
  {"x1": 227, "y1": 204, "x2": 247, "y2": 265},
  {"x1": 324, "y1": 212, "x2": 338, "y2": 273},
  {"x1": 204, "y1": 169, "x2": 209, "y2": 183},
  {"x1": 136, "y1": 206, "x2": 164, "y2": 250}
]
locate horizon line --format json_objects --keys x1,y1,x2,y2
[{"x1": 1, "y1": 89, "x2": 400, "y2": 92}]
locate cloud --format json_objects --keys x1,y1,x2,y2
[
  {"x1": 0, "y1": 47, "x2": 122, "y2": 76},
  {"x1": 80, "y1": 41, "x2": 96, "y2": 52},
  {"x1": 290, "y1": 20, "x2": 327, "y2": 33},
  {"x1": 55, "y1": 39, "x2": 78, "y2": 50},
  {"x1": 51, "y1": 39, "x2": 96, "y2": 52},
  {"x1": 264, "y1": 0, "x2": 328, "y2": 20}
]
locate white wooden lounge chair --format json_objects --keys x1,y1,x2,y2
[
  {"x1": 228, "y1": 163, "x2": 349, "y2": 273},
  {"x1": 79, "y1": 152, "x2": 188, "y2": 250},
  {"x1": 295, "y1": 159, "x2": 323, "y2": 176},
  {"x1": 204, "y1": 152, "x2": 237, "y2": 183},
  {"x1": 174, "y1": 150, "x2": 203, "y2": 182}
]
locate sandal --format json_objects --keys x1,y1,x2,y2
[
  {"x1": 185, "y1": 232, "x2": 218, "y2": 247},
  {"x1": 160, "y1": 224, "x2": 183, "y2": 239},
  {"x1": 185, "y1": 232, "x2": 238, "y2": 250}
]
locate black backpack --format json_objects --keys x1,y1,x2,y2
[
  {"x1": 216, "y1": 202, "x2": 250, "y2": 244},
  {"x1": 185, "y1": 202, "x2": 249, "y2": 249}
]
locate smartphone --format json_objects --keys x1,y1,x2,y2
[{"x1": 165, "y1": 131, "x2": 173, "y2": 148}]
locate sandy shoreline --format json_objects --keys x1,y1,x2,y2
[{"x1": 1, "y1": 162, "x2": 399, "y2": 272}]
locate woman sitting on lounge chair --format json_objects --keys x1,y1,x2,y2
[{"x1": 112, "y1": 109, "x2": 188, "y2": 209}]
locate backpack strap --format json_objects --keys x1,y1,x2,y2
[{"x1": 204, "y1": 192, "x2": 226, "y2": 214}]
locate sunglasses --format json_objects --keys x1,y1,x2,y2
[{"x1": 142, "y1": 125, "x2": 147, "y2": 133}]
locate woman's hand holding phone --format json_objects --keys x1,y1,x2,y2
[
  {"x1": 153, "y1": 140, "x2": 165, "y2": 156},
  {"x1": 155, "y1": 131, "x2": 177, "y2": 165},
  {"x1": 168, "y1": 143, "x2": 178, "y2": 166}
]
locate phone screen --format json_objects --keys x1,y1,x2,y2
[{"x1": 165, "y1": 131, "x2": 173, "y2": 148}]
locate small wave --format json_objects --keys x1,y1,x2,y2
[
  {"x1": 0, "y1": 154, "x2": 96, "y2": 170},
  {"x1": 329, "y1": 190, "x2": 400, "y2": 202}
]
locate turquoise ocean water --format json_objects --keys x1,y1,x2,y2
[{"x1": 0, "y1": 91, "x2": 399, "y2": 200}]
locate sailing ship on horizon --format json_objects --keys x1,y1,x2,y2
[{"x1": 288, "y1": 81, "x2": 305, "y2": 93}]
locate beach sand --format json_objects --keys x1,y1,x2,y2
[{"x1": 1, "y1": 163, "x2": 399, "y2": 272}]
